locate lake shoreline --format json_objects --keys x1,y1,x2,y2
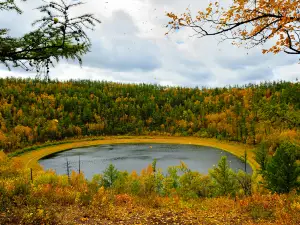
[
  {"x1": 15, "y1": 136, "x2": 259, "y2": 172},
  {"x1": 39, "y1": 143, "x2": 253, "y2": 179}
]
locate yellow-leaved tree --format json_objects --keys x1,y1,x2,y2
[{"x1": 166, "y1": 0, "x2": 300, "y2": 55}]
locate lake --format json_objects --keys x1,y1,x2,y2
[{"x1": 39, "y1": 143, "x2": 252, "y2": 179}]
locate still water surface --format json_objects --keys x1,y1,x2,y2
[{"x1": 39, "y1": 143, "x2": 252, "y2": 179}]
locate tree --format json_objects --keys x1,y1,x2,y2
[
  {"x1": 255, "y1": 142, "x2": 270, "y2": 173},
  {"x1": 235, "y1": 170, "x2": 253, "y2": 196},
  {"x1": 0, "y1": 0, "x2": 101, "y2": 80},
  {"x1": 0, "y1": 78, "x2": 298, "y2": 152},
  {"x1": 264, "y1": 141, "x2": 300, "y2": 193},
  {"x1": 166, "y1": 0, "x2": 300, "y2": 56},
  {"x1": 239, "y1": 149, "x2": 248, "y2": 173},
  {"x1": 209, "y1": 156, "x2": 238, "y2": 196},
  {"x1": 103, "y1": 164, "x2": 120, "y2": 188},
  {"x1": 152, "y1": 158, "x2": 157, "y2": 173}
]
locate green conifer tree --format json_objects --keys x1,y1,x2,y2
[
  {"x1": 209, "y1": 156, "x2": 238, "y2": 196},
  {"x1": 103, "y1": 164, "x2": 119, "y2": 188},
  {"x1": 265, "y1": 142, "x2": 300, "y2": 193}
]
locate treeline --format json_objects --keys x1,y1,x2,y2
[{"x1": 0, "y1": 78, "x2": 299, "y2": 152}]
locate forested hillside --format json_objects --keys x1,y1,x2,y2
[{"x1": 0, "y1": 78, "x2": 299, "y2": 152}]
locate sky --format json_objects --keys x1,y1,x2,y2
[{"x1": 0, "y1": 0, "x2": 299, "y2": 88}]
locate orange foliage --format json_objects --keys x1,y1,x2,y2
[
  {"x1": 115, "y1": 194, "x2": 132, "y2": 206},
  {"x1": 166, "y1": 0, "x2": 300, "y2": 55}
]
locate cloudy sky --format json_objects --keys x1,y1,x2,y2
[{"x1": 0, "y1": 0, "x2": 299, "y2": 87}]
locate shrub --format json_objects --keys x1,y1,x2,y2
[
  {"x1": 70, "y1": 170, "x2": 88, "y2": 192},
  {"x1": 92, "y1": 186, "x2": 110, "y2": 209},
  {"x1": 115, "y1": 193, "x2": 132, "y2": 206},
  {"x1": 89, "y1": 174, "x2": 103, "y2": 194},
  {"x1": 249, "y1": 202, "x2": 274, "y2": 221},
  {"x1": 163, "y1": 166, "x2": 180, "y2": 196},
  {"x1": 179, "y1": 171, "x2": 214, "y2": 199},
  {"x1": 13, "y1": 179, "x2": 30, "y2": 196},
  {"x1": 129, "y1": 179, "x2": 141, "y2": 195},
  {"x1": 235, "y1": 170, "x2": 253, "y2": 196},
  {"x1": 20, "y1": 206, "x2": 58, "y2": 225},
  {"x1": 113, "y1": 171, "x2": 129, "y2": 193},
  {"x1": 0, "y1": 184, "x2": 11, "y2": 212},
  {"x1": 33, "y1": 170, "x2": 59, "y2": 187}
]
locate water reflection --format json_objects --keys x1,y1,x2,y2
[{"x1": 39, "y1": 143, "x2": 252, "y2": 179}]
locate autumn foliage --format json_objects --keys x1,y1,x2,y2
[
  {"x1": 0, "y1": 78, "x2": 299, "y2": 223},
  {"x1": 166, "y1": 0, "x2": 300, "y2": 55},
  {"x1": 1, "y1": 152, "x2": 300, "y2": 224},
  {"x1": 0, "y1": 78, "x2": 299, "y2": 155}
]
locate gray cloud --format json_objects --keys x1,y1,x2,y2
[
  {"x1": 0, "y1": 0, "x2": 298, "y2": 87},
  {"x1": 216, "y1": 50, "x2": 297, "y2": 71},
  {"x1": 99, "y1": 10, "x2": 139, "y2": 36},
  {"x1": 81, "y1": 10, "x2": 161, "y2": 72},
  {"x1": 239, "y1": 67, "x2": 274, "y2": 82},
  {"x1": 83, "y1": 37, "x2": 161, "y2": 71}
]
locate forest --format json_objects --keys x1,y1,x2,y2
[
  {"x1": 0, "y1": 77, "x2": 299, "y2": 154},
  {"x1": 1, "y1": 0, "x2": 300, "y2": 223},
  {"x1": 0, "y1": 78, "x2": 299, "y2": 224}
]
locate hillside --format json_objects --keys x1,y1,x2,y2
[
  {"x1": 0, "y1": 78, "x2": 299, "y2": 153},
  {"x1": 1, "y1": 0, "x2": 300, "y2": 223},
  {"x1": 0, "y1": 78, "x2": 300, "y2": 224}
]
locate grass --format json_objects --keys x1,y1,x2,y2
[
  {"x1": 8, "y1": 135, "x2": 156, "y2": 157},
  {"x1": 14, "y1": 136, "x2": 259, "y2": 171}
]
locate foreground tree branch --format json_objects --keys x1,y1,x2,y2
[
  {"x1": 166, "y1": 0, "x2": 300, "y2": 57},
  {"x1": 0, "y1": 0, "x2": 101, "y2": 80}
]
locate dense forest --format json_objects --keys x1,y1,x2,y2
[
  {"x1": 0, "y1": 78, "x2": 299, "y2": 152},
  {"x1": 1, "y1": 0, "x2": 300, "y2": 223},
  {"x1": 0, "y1": 78, "x2": 300, "y2": 224}
]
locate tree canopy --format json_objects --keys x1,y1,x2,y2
[
  {"x1": 264, "y1": 141, "x2": 300, "y2": 193},
  {"x1": 0, "y1": 78, "x2": 299, "y2": 154},
  {"x1": 166, "y1": 0, "x2": 300, "y2": 56},
  {"x1": 0, "y1": 0, "x2": 100, "y2": 79}
]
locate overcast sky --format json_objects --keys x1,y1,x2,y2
[{"x1": 0, "y1": 0, "x2": 299, "y2": 87}]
